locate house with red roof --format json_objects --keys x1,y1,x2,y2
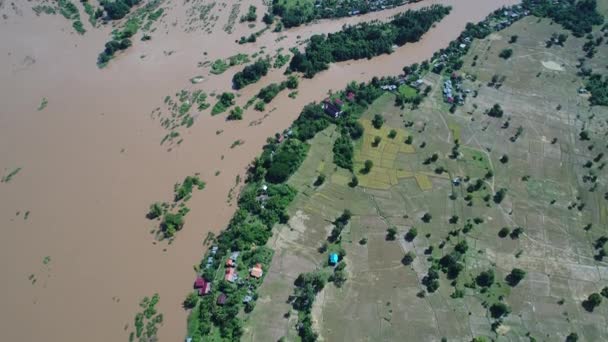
[
  {"x1": 250, "y1": 263, "x2": 264, "y2": 279},
  {"x1": 225, "y1": 267, "x2": 237, "y2": 282},
  {"x1": 194, "y1": 276, "x2": 212, "y2": 296}
]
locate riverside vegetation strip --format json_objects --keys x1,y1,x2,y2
[
  {"x1": 229, "y1": 4, "x2": 450, "y2": 90},
  {"x1": 272, "y1": 0, "x2": 421, "y2": 28},
  {"x1": 97, "y1": 0, "x2": 165, "y2": 68},
  {"x1": 288, "y1": 4, "x2": 452, "y2": 78},
  {"x1": 184, "y1": 1, "x2": 608, "y2": 341}
]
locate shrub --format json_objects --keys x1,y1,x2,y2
[
  {"x1": 582, "y1": 293, "x2": 602, "y2": 312},
  {"x1": 402, "y1": 252, "x2": 416, "y2": 265},
  {"x1": 227, "y1": 106, "x2": 243, "y2": 120},
  {"x1": 498, "y1": 227, "x2": 510, "y2": 238},
  {"x1": 405, "y1": 228, "x2": 418, "y2": 242},
  {"x1": 362, "y1": 160, "x2": 373, "y2": 174},
  {"x1": 499, "y1": 48, "x2": 513, "y2": 59},
  {"x1": 489, "y1": 302, "x2": 510, "y2": 318},
  {"x1": 476, "y1": 269, "x2": 495, "y2": 287},
  {"x1": 386, "y1": 227, "x2": 398, "y2": 240},
  {"x1": 233, "y1": 59, "x2": 271, "y2": 89},
  {"x1": 183, "y1": 292, "x2": 198, "y2": 309},
  {"x1": 487, "y1": 103, "x2": 503, "y2": 118},
  {"x1": 506, "y1": 268, "x2": 526, "y2": 286},
  {"x1": 372, "y1": 114, "x2": 384, "y2": 129}
]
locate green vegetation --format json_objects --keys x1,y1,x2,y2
[
  {"x1": 1, "y1": 168, "x2": 22, "y2": 183},
  {"x1": 292, "y1": 271, "x2": 327, "y2": 341},
  {"x1": 254, "y1": 101, "x2": 265, "y2": 112},
  {"x1": 582, "y1": 292, "x2": 602, "y2": 312},
  {"x1": 257, "y1": 83, "x2": 285, "y2": 103},
  {"x1": 175, "y1": 176, "x2": 206, "y2": 201},
  {"x1": 273, "y1": 53, "x2": 291, "y2": 69},
  {"x1": 56, "y1": 0, "x2": 86, "y2": 34},
  {"x1": 265, "y1": 139, "x2": 309, "y2": 183},
  {"x1": 210, "y1": 59, "x2": 229, "y2": 74},
  {"x1": 97, "y1": 0, "x2": 164, "y2": 67},
  {"x1": 227, "y1": 106, "x2": 243, "y2": 121},
  {"x1": 32, "y1": 5, "x2": 57, "y2": 15},
  {"x1": 210, "y1": 54, "x2": 250, "y2": 75},
  {"x1": 101, "y1": 0, "x2": 140, "y2": 20},
  {"x1": 404, "y1": 227, "x2": 417, "y2": 242},
  {"x1": 232, "y1": 59, "x2": 271, "y2": 89},
  {"x1": 211, "y1": 92, "x2": 235, "y2": 116},
  {"x1": 240, "y1": 5, "x2": 257, "y2": 22},
  {"x1": 273, "y1": 0, "x2": 411, "y2": 28},
  {"x1": 156, "y1": 89, "x2": 209, "y2": 145},
  {"x1": 147, "y1": 175, "x2": 205, "y2": 239},
  {"x1": 506, "y1": 268, "x2": 526, "y2": 286},
  {"x1": 371, "y1": 114, "x2": 384, "y2": 129},
  {"x1": 288, "y1": 5, "x2": 451, "y2": 77},
  {"x1": 130, "y1": 294, "x2": 163, "y2": 341},
  {"x1": 586, "y1": 74, "x2": 608, "y2": 106},
  {"x1": 285, "y1": 75, "x2": 299, "y2": 89},
  {"x1": 487, "y1": 103, "x2": 504, "y2": 118},
  {"x1": 525, "y1": 0, "x2": 604, "y2": 37},
  {"x1": 499, "y1": 48, "x2": 513, "y2": 59},
  {"x1": 333, "y1": 134, "x2": 354, "y2": 170},
  {"x1": 37, "y1": 97, "x2": 48, "y2": 111}
]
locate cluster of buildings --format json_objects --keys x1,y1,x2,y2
[
  {"x1": 322, "y1": 91, "x2": 355, "y2": 118},
  {"x1": 224, "y1": 251, "x2": 240, "y2": 282},
  {"x1": 494, "y1": 7, "x2": 529, "y2": 31},
  {"x1": 443, "y1": 73, "x2": 467, "y2": 105},
  {"x1": 194, "y1": 247, "x2": 266, "y2": 307}
]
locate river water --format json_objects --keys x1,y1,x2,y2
[{"x1": 0, "y1": 0, "x2": 518, "y2": 341}]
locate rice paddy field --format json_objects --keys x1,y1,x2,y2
[{"x1": 243, "y1": 15, "x2": 608, "y2": 342}]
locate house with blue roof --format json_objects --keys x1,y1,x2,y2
[{"x1": 329, "y1": 253, "x2": 339, "y2": 266}]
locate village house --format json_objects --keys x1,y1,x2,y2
[
  {"x1": 380, "y1": 84, "x2": 397, "y2": 91},
  {"x1": 322, "y1": 97, "x2": 344, "y2": 118},
  {"x1": 225, "y1": 267, "x2": 237, "y2": 282},
  {"x1": 250, "y1": 263, "x2": 264, "y2": 279},
  {"x1": 193, "y1": 276, "x2": 212, "y2": 296},
  {"x1": 329, "y1": 253, "x2": 339, "y2": 266}
]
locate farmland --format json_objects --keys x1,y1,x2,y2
[{"x1": 244, "y1": 14, "x2": 608, "y2": 341}]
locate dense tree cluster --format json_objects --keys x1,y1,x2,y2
[
  {"x1": 586, "y1": 74, "x2": 608, "y2": 106},
  {"x1": 333, "y1": 134, "x2": 354, "y2": 170},
  {"x1": 232, "y1": 59, "x2": 271, "y2": 89},
  {"x1": 525, "y1": 0, "x2": 604, "y2": 37},
  {"x1": 257, "y1": 82, "x2": 286, "y2": 103},
  {"x1": 264, "y1": 139, "x2": 309, "y2": 183},
  {"x1": 292, "y1": 271, "x2": 327, "y2": 341},
  {"x1": 288, "y1": 5, "x2": 451, "y2": 77},
  {"x1": 101, "y1": 0, "x2": 141, "y2": 20}
]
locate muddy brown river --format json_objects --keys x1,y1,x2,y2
[{"x1": 0, "y1": 0, "x2": 519, "y2": 340}]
